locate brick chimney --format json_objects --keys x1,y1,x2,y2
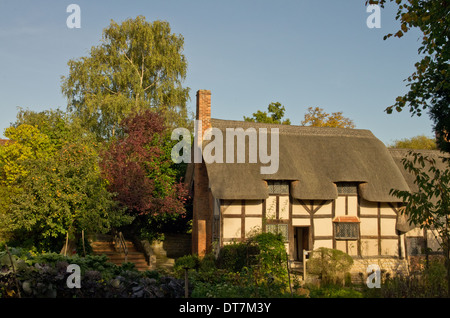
[
  {"x1": 192, "y1": 90, "x2": 212, "y2": 257},
  {"x1": 196, "y1": 89, "x2": 211, "y2": 135}
]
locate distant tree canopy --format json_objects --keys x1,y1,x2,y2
[
  {"x1": 244, "y1": 104, "x2": 355, "y2": 128},
  {"x1": 244, "y1": 102, "x2": 291, "y2": 125},
  {"x1": 61, "y1": 16, "x2": 190, "y2": 140},
  {"x1": 389, "y1": 135, "x2": 437, "y2": 150},
  {"x1": 301, "y1": 107, "x2": 355, "y2": 128}
]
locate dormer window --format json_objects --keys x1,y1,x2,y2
[
  {"x1": 267, "y1": 180, "x2": 289, "y2": 194},
  {"x1": 336, "y1": 182, "x2": 358, "y2": 195}
]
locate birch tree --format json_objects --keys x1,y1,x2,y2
[{"x1": 61, "y1": 16, "x2": 190, "y2": 140}]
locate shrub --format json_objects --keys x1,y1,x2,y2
[
  {"x1": 173, "y1": 254, "x2": 200, "y2": 278},
  {"x1": 216, "y1": 241, "x2": 258, "y2": 272},
  {"x1": 306, "y1": 247, "x2": 353, "y2": 285},
  {"x1": 307, "y1": 284, "x2": 363, "y2": 298},
  {"x1": 191, "y1": 232, "x2": 291, "y2": 297},
  {"x1": 249, "y1": 232, "x2": 288, "y2": 284},
  {"x1": 0, "y1": 248, "x2": 186, "y2": 298}
]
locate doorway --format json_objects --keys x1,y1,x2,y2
[{"x1": 294, "y1": 226, "x2": 310, "y2": 262}]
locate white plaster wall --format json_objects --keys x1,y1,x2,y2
[
  {"x1": 314, "y1": 218, "x2": 332, "y2": 236},
  {"x1": 222, "y1": 202, "x2": 242, "y2": 215},
  {"x1": 244, "y1": 200, "x2": 262, "y2": 215},
  {"x1": 292, "y1": 200, "x2": 309, "y2": 216},
  {"x1": 223, "y1": 218, "x2": 241, "y2": 239}
]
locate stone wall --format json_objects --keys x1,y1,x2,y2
[
  {"x1": 162, "y1": 233, "x2": 192, "y2": 258},
  {"x1": 141, "y1": 233, "x2": 192, "y2": 270},
  {"x1": 349, "y1": 257, "x2": 409, "y2": 283}
]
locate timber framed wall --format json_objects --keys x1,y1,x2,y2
[{"x1": 217, "y1": 190, "x2": 406, "y2": 260}]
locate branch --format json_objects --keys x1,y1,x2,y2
[
  {"x1": 101, "y1": 85, "x2": 119, "y2": 95},
  {"x1": 120, "y1": 48, "x2": 141, "y2": 79}
]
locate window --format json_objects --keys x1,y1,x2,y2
[
  {"x1": 267, "y1": 224, "x2": 289, "y2": 242},
  {"x1": 407, "y1": 237, "x2": 425, "y2": 256},
  {"x1": 336, "y1": 182, "x2": 358, "y2": 195},
  {"x1": 334, "y1": 223, "x2": 359, "y2": 240},
  {"x1": 333, "y1": 216, "x2": 360, "y2": 240},
  {"x1": 267, "y1": 180, "x2": 289, "y2": 194}
]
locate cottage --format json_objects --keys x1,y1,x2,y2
[{"x1": 186, "y1": 89, "x2": 441, "y2": 276}]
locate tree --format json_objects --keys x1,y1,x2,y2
[
  {"x1": 368, "y1": 0, "x2": 450, "y2": 152},
  {"x1": 0, "y1": 110, "x2": 130, "y2": 251},
  {"x1": 61, "y1": 16, "x2": 190, "y2": 140},
  {"x1": 100, "y1": 110, "x2": 188, "y2": 240},
  {"x1": 0, "y1": 124, "x2": 54, "y2": 185},
  {"x1": 390, "y1": 151, "x2": 450, "y2": 295},
  {"x1": 301, "y1": 107, "x2": 355, "y2": 128},
  {"x1": 244, "y1": 102, "x2": 291, "y2": 125},
  {"x1": 390, "y1": 135, "x2": 437, "y2": 150}
]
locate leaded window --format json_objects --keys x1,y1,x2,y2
[
  {"x1": 334, "y1": 222, "x2": 359, "y2": 240},
  {"x1": 267, "y1": 224, "x2": 289, "y2": 242},
  {"x1": 267, "y1": 180, "x2": 289, "y2": 194},
  {"x1": 336, "y1": 182, "x2": 358, "y2": 195}
]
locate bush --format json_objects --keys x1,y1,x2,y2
[
  {"x1": 307, "y1": 284, "x2": 363, "y2": 298},
  {"x1": 188, "y1": 232, "x2": 291, "y2": 298},
  {"x1": 173, "y1": 254, "x2": 200, "y2": 277},
  {"x1": 306, "y1": 247, "x2": 353, "y2": 285},
  {"x1": 250, "y1": 232, "x2": 288, "y2": 284},
  {"x1": 216, "y1": 241, "x2": 258, "y2": 272},
  {"x1": 0, "y1": 248, "x2": 185, "y2": 298}
]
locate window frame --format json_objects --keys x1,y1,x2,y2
[
  {"x1": 266, "y1": 223, "x2": 289, "y2": 243},
  {"x1": 267, "y1": 180, "x2": 290, "y2": 195},
  {"x1": 333, "y1": 220, "x2": 360, "y2": 240}
]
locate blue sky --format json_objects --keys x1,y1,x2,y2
[{"x1": 0, "y1": 0, "x2": 434, "y2": 145}]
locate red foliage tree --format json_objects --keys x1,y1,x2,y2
[{"x1": 100, "y1": 110, "x2": 187, "y2": 218}]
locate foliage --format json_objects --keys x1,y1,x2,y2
[
  {"x1": 250, "y1": 232, "x2": 289, "y2": 283},
  {"x1": 306, "y1": 247, "x2": 354, "y2": 285},
  {"x1": 61, "y1": 16, "x2": 190, "y2": 140},
  {"x1": 390, "y1": 150, "x2": 450, "y2": 294},
  {"x1": 100, "y1": 110, "x2": 188, "y2": 240},
  {"x1": 101, "y1": 110, "x2": 187, "y2": 216},
  {"x1": 301, "y1": 106, "x2": 355, "y2": 128},
  {"x1": 0, "y1": 250, "x2": 185, "y2": 298},
  {"x1": 216, "y1": 232, "x2": 288, "y2": 283},
  {"x1": 389, "y1": 134, "x2": 437, "y2": 150},
  {"x1": 186, "y1": 232, "x2": 291, "y2": 298},
  {"x1": 216, "y1": 241, "x2": 258, "y2": 272},
  {"x1": 0, "y1": 110, "x2": 131, "y2": 252},
  {"x1": 173, "y1": 254, "x2": 200, "y2": 277},
  {"x1": 367, "y1": 0, "x2": 450, "y2": 152},
  {"x1": 0, "y1": 124, "x2": 54, "y2": 185},
  {"x1": 307, "y1": 284, "x2": 363, "y2": 298},
  {"x1": 244, "y1": 102, "x2": 291, "y2": 125}
]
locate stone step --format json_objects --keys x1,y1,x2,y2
[{"x1": 91, "y1": 237, "x2": 150, "y2": 271}]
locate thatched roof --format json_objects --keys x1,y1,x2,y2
[
  {"x1": 200, "y1": 119, "x2": 410, "y2": 202},
  {"x1": 389, "y1": 148, "x2": 450, "y2": 193}
]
